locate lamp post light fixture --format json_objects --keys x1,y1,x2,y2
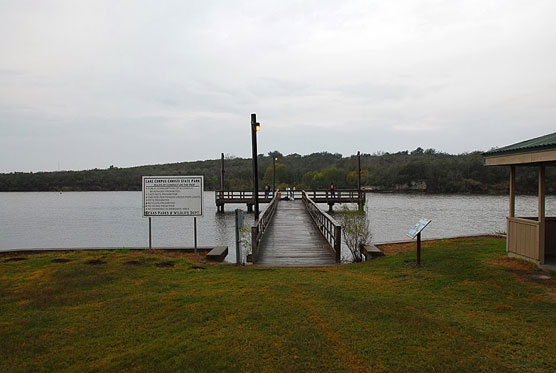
[
  {"x1": 273, "y1": 156, "x2": 278, "y2": 194},
  {"x1": 251, "y1": 113, "x2": 261, "y2": 220}
]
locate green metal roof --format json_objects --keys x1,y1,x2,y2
[{"x1": 483, "y1": 132, "x2": 556, "y2": 157}]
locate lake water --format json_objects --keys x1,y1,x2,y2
[{"x1": 1, "y1": 192, "x2": 555, "y2": 263}]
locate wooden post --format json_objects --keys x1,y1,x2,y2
[
  {"x1": 220, "y1": 152, "x2": 225, "y2": 190},
  {"x1": 507, "y1": 165, "x2": 516, "y2": 253},
  {"x1": 148, "y1": 217, "x2": 152, "y2": 249},
  {"x1": 217, "y1": 153, "x2": 225, "y2": 212},
  {"x1": 334, "y1": 225, "x2": 342, "y2": 262},
  {"x1": 273, "y1": 157, "x2": 276, "y2": 195},
  {"x1": 417, "y1": 232, "x2": 421, "y2": 266},
  {"x1": 251, "y1": 225, "x2": 258, "y2": 263},
  {"x1": 539, "y1": 164, "x2": 545, "y2": 264},
  {"x1": 509, "y1": 165, "x2": 515, "y2": 218}
]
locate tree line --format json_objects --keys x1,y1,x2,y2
[{"x1": 1, "y1": 149, "x2": 554, "y2": 194}]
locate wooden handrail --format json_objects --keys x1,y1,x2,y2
[
  {"x1": 301, "y1": 191, "x2": 342, "y2": 262},
  {"x1": 251, "y1": 190, "x2": 280, "y2": 262}
]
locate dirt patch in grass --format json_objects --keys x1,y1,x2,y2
[
  {"x1": 123, "y1": 260, "x2": 143, "y2": 266},
  {"x1": 403, "y1": 259, "x2": 426, "y2": 268},
  {"x1": 527, "y1": 273, "x2": 552, "y2": 281},
  {"x1": 85, "y1": 259, "x2": 107, "y2": 265},
  {"x1": 3, "y1": 257, "x2": 27, "y2": 262},
  {"x1": 488, "y1": 256, "x2": 555, "y2": 286},
  {"x1": 488, "y1": 256, "x2": 536, "y2": 271},
  {"x1": 189, "y1": 265, "x2": 206, "y2": 270},
  {"x1": 51, "y1": 258, "x2": 71, "y2": 263},
  {"x1": 156, "y1": 261, "x2": 175, "y2": 268}
]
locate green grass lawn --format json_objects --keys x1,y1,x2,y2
[{"x1": 1, "y1": 237, "x2": 555, "y2": 372}]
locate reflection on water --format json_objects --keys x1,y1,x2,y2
[{"x1": 0, "y1": 191, "x2": 554, "y2": 263}]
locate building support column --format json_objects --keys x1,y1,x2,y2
[
  {"x1": 507, "y1": 166, "x2": 516, "y2": 253},
  {"x1": 509, "y1": 166, "x2": 515, "y2": 218},
  {"x1": 539, "y1": 164, "x2": 546, "y2": 264}
]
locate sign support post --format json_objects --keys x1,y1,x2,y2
[
  {"x1": 149, "y1": 217, "x2": 152, "y2": 249},
  {"x1": 407, "y1": 218, "x2": 431, "y2": 266},
  {"x1": 194, "y1": 217, "x2": 198, "y2": 253},
  {"x1": 417, "y1": 232, "x2": 421, "y2": 266}
]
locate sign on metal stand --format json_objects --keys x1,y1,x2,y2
[
  {"x1": 142, "y1": 176, "x2": 204, "y2": 249},
  {"x1": 407, "y1": 218, "x2": 431, "y2": 266},
  {"x1": 235, "y1": 209, "x2": 244, "y2": 265}
]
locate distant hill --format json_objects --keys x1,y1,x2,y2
[{"x1": 1, "y1": 149, "x2": 554, "y2": 194}]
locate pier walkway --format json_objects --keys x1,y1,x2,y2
[{"x1": 256, "y1": 200, "x2": 337, "y2": 267}]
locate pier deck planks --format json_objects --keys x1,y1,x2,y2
[{"x1": 257, "y1": 200, "x2": 336, "y2": 267}]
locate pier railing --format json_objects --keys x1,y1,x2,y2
[
  {"x1": 216, "y1": 189, "x2": 364, "y2": 203},
  {"x1": 302, "y1": 189, "x2": 365, "y2": 203},
  {"x1": 251, "y1": 191, "x2": 280, "y2": 262},
  {"x1": 215, "y1": 190, "x2": 275, "y2": 212},
  {"x1": 301, "y1": 191, "x2": 342, "y2": 262},
  {"x1": 215, "y1": 190, "x2": 274, "y2": 203}
]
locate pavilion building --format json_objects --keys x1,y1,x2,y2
[{"x1": 483, "y1": 132, "x2": 555, "y2": 267}]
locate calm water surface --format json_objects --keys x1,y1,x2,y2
[{"x1": 1, "y1": 192, "x2": 554, "y2": 263}]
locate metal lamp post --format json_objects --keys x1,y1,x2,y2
[
  {"x1": 357, "y1": 151, "x2": 361, "y2": 192},
  {"x1": 251, "y1": 113, "x2": 261, "y2": 220},
  {"x1": 273, "y1": 156, "x2": 277, "y2": 194},
  {"x1": 357, "y1": 150, "x2": 363, "y2": 210}
]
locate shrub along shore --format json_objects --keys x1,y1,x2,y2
[{"x1": 1, "y1": 237, "x2": 555, "y2": 371}]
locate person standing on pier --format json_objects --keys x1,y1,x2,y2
[
  {"x1": 264, "y1": 184, "x2": 270, "y2": 199},
  {"x1": 330, "y1": 183, "x2": 335, "y2": 198}
]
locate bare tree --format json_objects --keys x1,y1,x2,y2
[{"x1": 338, "y1": 205, "x2": 372, "y2": 262}]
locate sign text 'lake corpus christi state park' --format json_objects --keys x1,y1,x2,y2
[{"x1": 142, "y1": 176, "x2": 204, "y2": 217}]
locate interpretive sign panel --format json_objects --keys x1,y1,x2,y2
[
  {"x1": 407, "y1": 218, "x2": 431, "y2": 239},
  {"x1": 142, "y1": 176, "x2": 203, "y2": 217}
]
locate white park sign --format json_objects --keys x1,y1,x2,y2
[{"x1": 142, "y1": 176, "x2": 203, "y2": 217}]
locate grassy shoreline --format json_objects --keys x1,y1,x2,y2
[{"x1": 1, "y1": 237, "x2": 555, "y2": 371}]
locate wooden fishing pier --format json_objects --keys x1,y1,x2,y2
[
  {"x1": 216, "y1": 150, "x2": 365, "y2": 267},
  {"x1": 246, "y1": 191, "x2": 344, "y2": 266},
  {"x1": 216, "y1": 189, "x2": 364, "y2": 266},
  {"x1": 255, "y1": 197, "x2": 338, "y2": 266}
]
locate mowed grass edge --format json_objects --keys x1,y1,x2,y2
[{"x1": 1, "y1": 237, "x2": 555, "y2": 372}]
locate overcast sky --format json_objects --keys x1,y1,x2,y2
[{"x1": 1, "y1": 0, "x2": 555, "y2": 172}]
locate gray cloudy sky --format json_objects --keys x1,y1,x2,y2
[{"x1": 1, "y1": 0, "x2": 555, "y2": 172}]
